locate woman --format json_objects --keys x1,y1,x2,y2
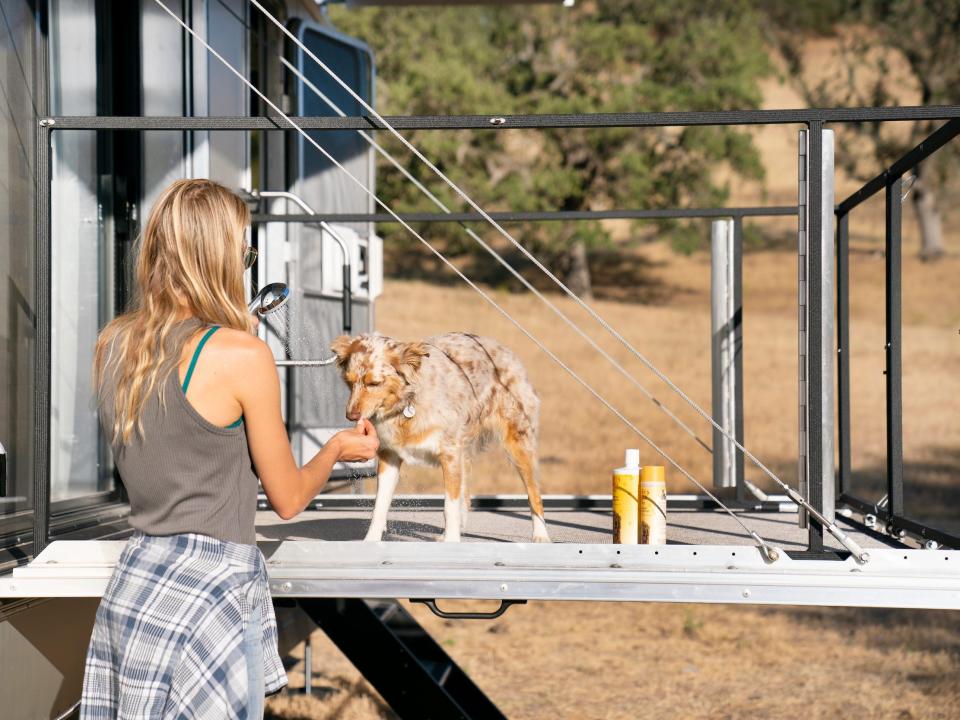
[{"x1": 80, "y1": 178, "x2": 379, "y2": 718}]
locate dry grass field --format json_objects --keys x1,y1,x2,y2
[{"x1": 266, "y1": 239, "x2": 960, "y2": 720}]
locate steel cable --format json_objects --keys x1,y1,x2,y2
[
  {"x1": 252, "y1": 2, "x2": 868, "y2": 562},
  {"x1": 154, "y1": 0, "x2": 857, "y2": 562}
]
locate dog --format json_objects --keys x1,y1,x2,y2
[{"x1": 330, "y1": 332, "x2": 550, "y2": 543}]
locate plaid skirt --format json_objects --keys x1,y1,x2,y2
[{"x1": 81, "y1": 531, "x2": 288, "y2": 719}]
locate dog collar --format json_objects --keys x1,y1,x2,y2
[{"x1": 402, "y1": 404, "x2": 416, "y2": 419}]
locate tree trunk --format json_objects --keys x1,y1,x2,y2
[
  {"x1": 912, "y1": 164, "x2": 945, "y2": 262},
  {"x1": 565, "y1": 240, "x2": 593, "y2": 299}
]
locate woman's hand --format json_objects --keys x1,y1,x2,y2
[{"x1": 333, "y1": 418, "x2": 380, "y2": 462}]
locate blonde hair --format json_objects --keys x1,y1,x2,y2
[{"x1": 93, "y1": 178, "x2": 253, "y2": 446}]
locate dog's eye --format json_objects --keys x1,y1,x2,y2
[{"x1": 365, "y1": 379, "x2": 382, "y2": 387}]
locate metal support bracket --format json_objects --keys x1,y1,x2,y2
[{"x1": 299, "y1": 598, "x2": 507, "y2": 719}]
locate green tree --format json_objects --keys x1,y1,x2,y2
[
  {"x1": 763, "y1": 0, "x2": 960, "y2": 260},
  {"x1": 331, "y1": 0, "x2": 773, "y2": 296}
]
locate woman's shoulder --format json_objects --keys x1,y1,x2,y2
[{"x1": 204, "y1": 326, "x2": 276, "y2": 376}]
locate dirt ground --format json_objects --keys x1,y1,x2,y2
[
  {"x1": 268, "y1": 601, "x2": 960, "y2": 720},
  {"x1": 265, "y1": 240, "x2": 960, "y2": 719}
]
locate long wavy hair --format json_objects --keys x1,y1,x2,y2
[{"x1": 93, "y1": 179, "x2": 253, "y2": 446}]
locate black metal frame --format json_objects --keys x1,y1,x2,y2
[
  {"x1": 31, "y1": 106, "x2": 960, "y2": 558},
  {"x1": 250, "y1": 206, "x2": 797, "y2": 223},
  {"x1": 298, "y1": 598, "x2": 507, "y2": 719},
  {"x1": 40, "y1": 105, "x2": 960, "y2": 129},
  {"x1": 260, "y1": 493, "x2": 792, "y2": 513},
  {"x1": 835, "y1": 117, "x2": 960, "y2": 549},
  {"x1": 805, "y1": 122, "x2": 825, "y2": 552}
]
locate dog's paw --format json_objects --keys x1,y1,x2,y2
[{"x1": 531, "y1": 515, "x2": 551, "y2": 543}]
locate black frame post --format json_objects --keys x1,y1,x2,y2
[
  {"x1": 836, "y1": 211, "x2": 851, "y2": 497},
  {"x1": 885, "y1": 178, "x2": 904, "y2": 521},
  {"x1": 805, "y1": 121, "x2": 825, "y2": 553},
  {"x1": 33, "y1": 118, "x2": 52, "y2": 557}
]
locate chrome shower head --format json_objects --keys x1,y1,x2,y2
[{"x1": 248, "y1": 282, "x2": 290, "y2": 316}]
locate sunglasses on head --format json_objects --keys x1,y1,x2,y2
[{"x1": 243, "y1": 245, "x2": 258, "y2": 270}]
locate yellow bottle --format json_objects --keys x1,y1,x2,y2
[
  {"x1": 612, "y1": 449, "x2": 641, "y2": 544},
  {"x1": 640, "y1": 465, "x2": 667, "y2": 544}
]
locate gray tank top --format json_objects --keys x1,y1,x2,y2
[{"x1": 98, "y1": 317, "x2": 259, "y2": 545}]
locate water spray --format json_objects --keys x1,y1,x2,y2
[{"x1": 249, "y1": 281, "x2": 339, "y2": 367}]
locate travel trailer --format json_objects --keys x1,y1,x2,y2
[{"x1": 2, "y1": 1, "x2": 958, "y2": 718}]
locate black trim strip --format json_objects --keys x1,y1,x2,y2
[
  {"x1": 838, "y1": 493, "x2": 959, "y2": 549},
  {"x1": 251, "y1": 206, "x2": 798, "y2": 223},
  {"x1": 42, "y1": 105, "x2": 960, "y2": 130},
  {"x1": 257, "y1": 494, "x2": 793, "y2": 513},
  {"x1": 837, "y1": 118, "x2": 960, "y2": 214}
]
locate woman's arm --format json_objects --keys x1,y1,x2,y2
[{"x1": 236, "y1": 338, "x2": 378, "y2": 519}]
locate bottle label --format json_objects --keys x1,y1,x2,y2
[
  {"x1": 640, "y1": 466, "x2": 667, "y2": 545},
  {"x1": 612, "y1": 471, "x2": 640, "y2": 544}
]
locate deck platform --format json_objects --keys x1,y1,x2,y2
[
  {"x1": 254, "y1": 496, "x2": 892, "y2": 551},
  {"x1": 3, "y1": 496, "x2": 958, "y2": 610}
]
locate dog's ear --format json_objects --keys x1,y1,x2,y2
[
  {"x1": 330, "y1": 335, "x2": 359, "y2": 368},
  {"x1": 402, "y1": 342, "x2": 429, "y2": 371},
  {"x1": 391, "y1": 341, "x2": 429, "y2": 382}
]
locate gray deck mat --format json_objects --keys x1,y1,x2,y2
[{"x1": 256, "y1": 508, "x2": 893, "y2": 550}]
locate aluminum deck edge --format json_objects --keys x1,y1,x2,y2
[{"x1": 2, "y1": 540, "x2": 958, "y2": 610}]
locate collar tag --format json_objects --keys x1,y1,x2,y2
[{"x1": 402, "y1": 404, "x2": 416, "y2": 418}]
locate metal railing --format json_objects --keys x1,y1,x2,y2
[
  {"x1": 835, "y1": 118, "x2": 960, "y2": 549},
  {"x1": 30, "y1": 106, "x2": 960, "y2": 557}
]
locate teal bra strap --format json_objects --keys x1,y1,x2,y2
[
  {"x1": 182, "y1": 325, "x2": 244, "y2": 428},
  {"x1": 181, "y1": 325, "x2": 221, "y2": 393}
]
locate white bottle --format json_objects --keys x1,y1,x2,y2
[
  {"x1": 612, "y1": 449, "x2": 642, "y2": 544},
  {"x1": 640, "y1": 465, "x2": 667, "y2": 545}
]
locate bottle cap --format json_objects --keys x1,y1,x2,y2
[{"x1": 624, "y1": 448, "x2": 640, "y2": 467}]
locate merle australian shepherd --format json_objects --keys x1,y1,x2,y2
[{"x1": 331, "y1": 332, "x2": 550, "y2": 543}]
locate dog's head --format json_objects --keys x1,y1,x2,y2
[{"x1": 330, "y1": 333, "x2": 429, "y2": 421}]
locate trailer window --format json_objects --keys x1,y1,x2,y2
[
  {"x1": 297, "y1": 26, "x2": 371, "y2": 174},
  {"x1": 292, "y1": 22, "x2": 374, "y2": 232}
]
